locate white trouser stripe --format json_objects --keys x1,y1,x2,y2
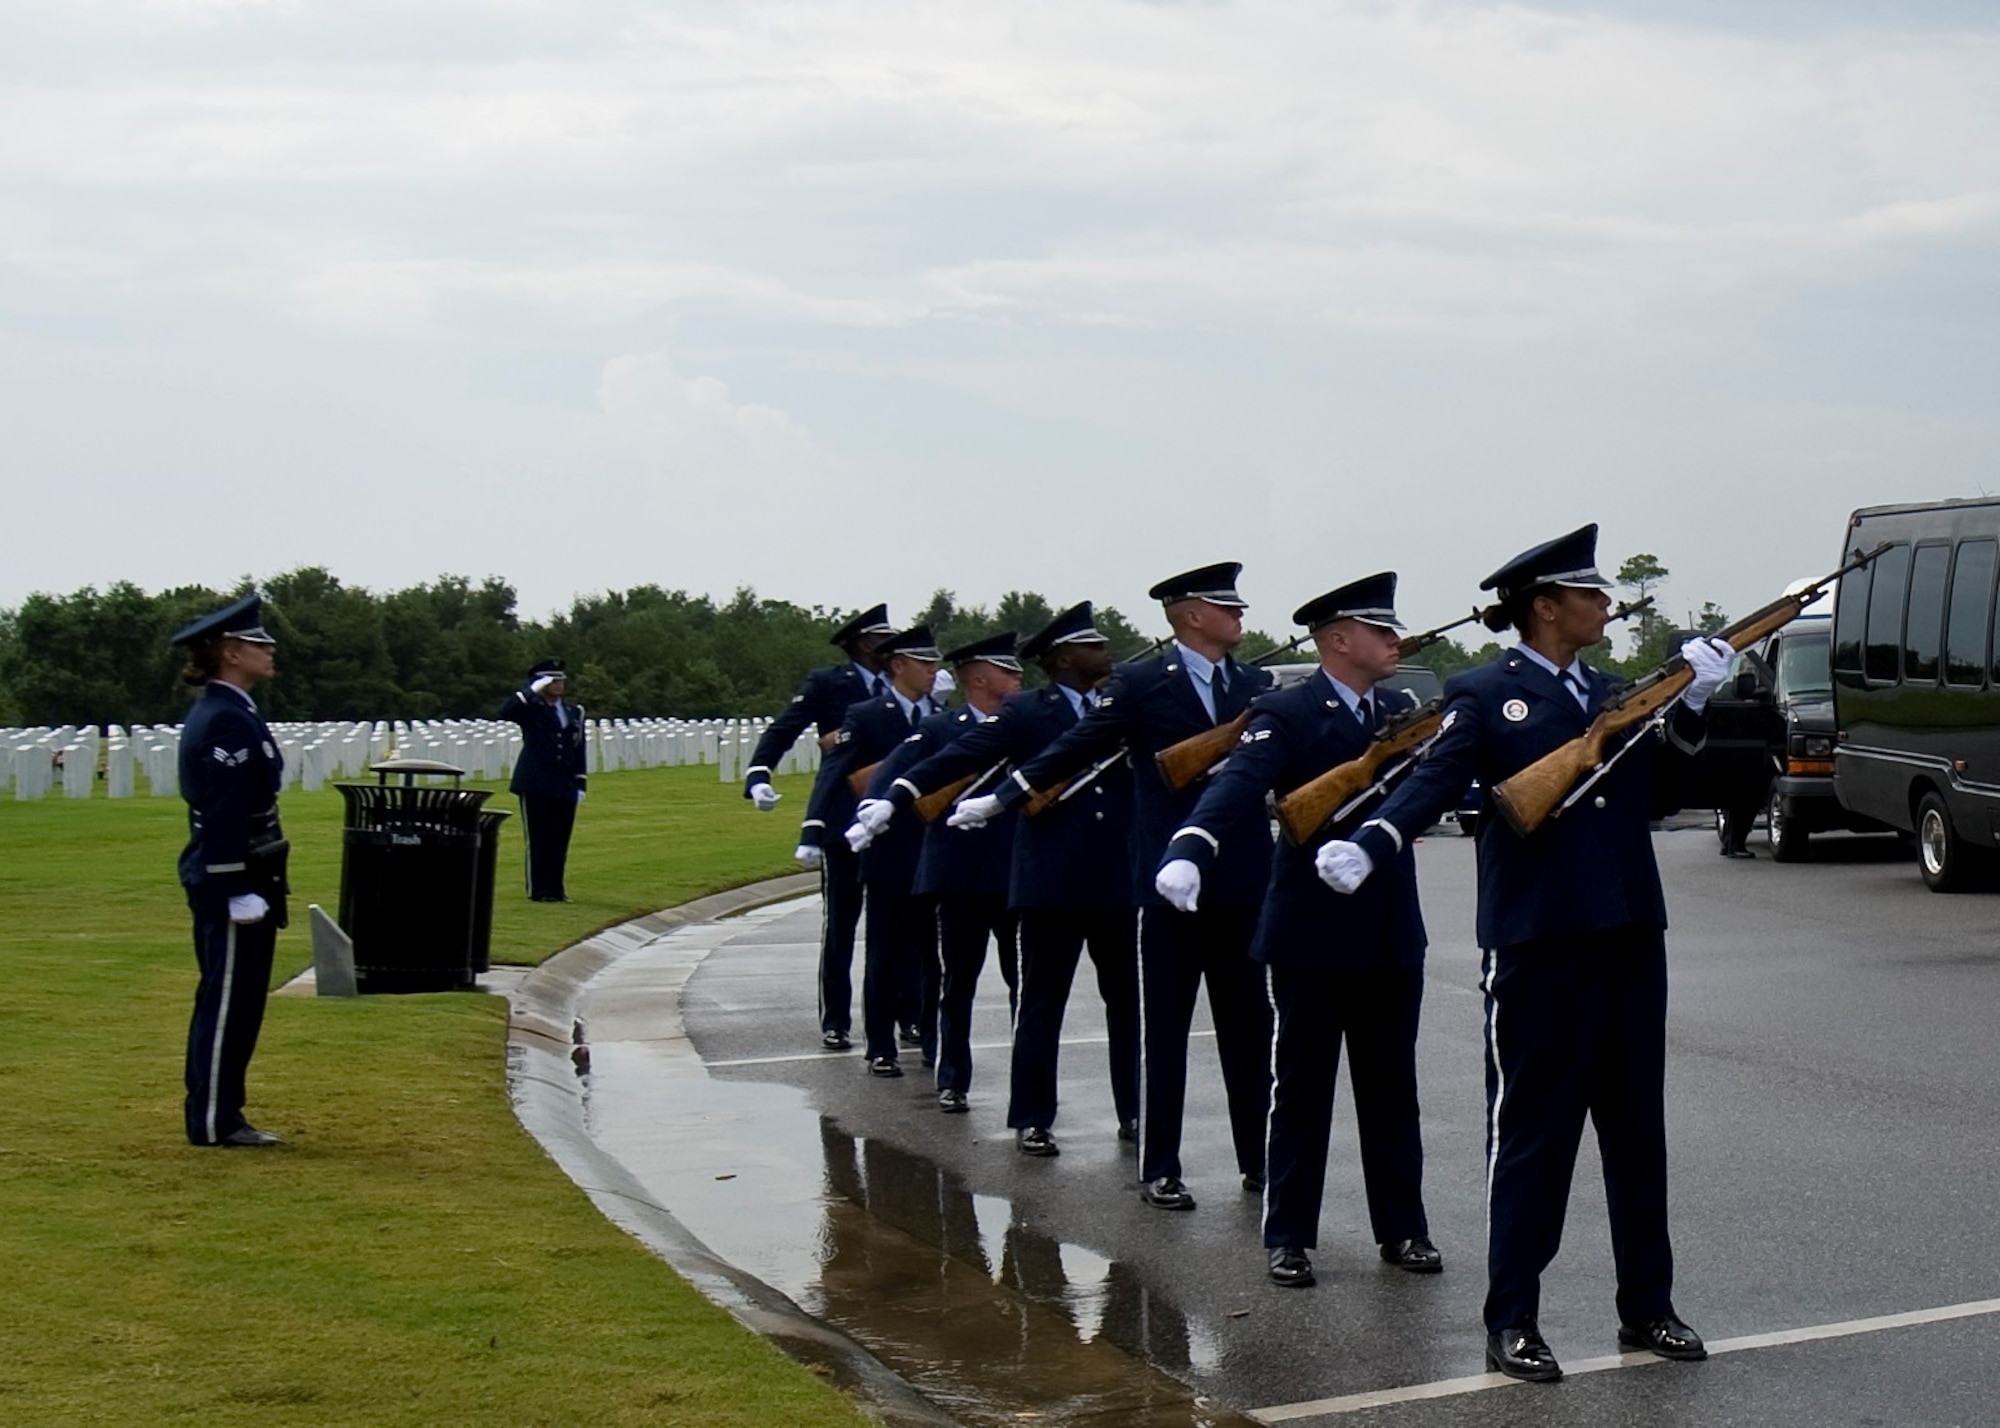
[
  {"x1": 1135, "y1": 909, "x2": 1152, "y2": 1173},
  {"x1": 519, "y1": 796, "x2": 533, "y2": 894},
  {"x1": 1480, "y1": 946, "x2": 1502, "y2": 1250},
  {"x1": 206, "y1": 921, "x2": 238, "y2": 1143},
  {"x1": 1260, "y1": 965, "x2": 1280, "y2": 1236}
]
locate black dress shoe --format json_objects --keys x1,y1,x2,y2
[
  {"x1": 867, "y1": 1057, "x2": 903, "y2": 1078},
  {"x1": 898, "y1": 1025, "x2": 922, "y2": 1048},
  {"x1": 1486, "y1": 1324, "x2": 1562, "y2": 1382},
  {"x1": 821, "y1": 1030, "x2": 851, "y2": 1051},
  {"x1": 1619, "y1": 1315, "x2": 1707, "y2": 1361},
  {"x1": 1017, "y1": 1127, "x2": 1059, "y2": 1157},
  {"x1": 1140, "y1": 1175, "x2": 1197, "y2": 1211},
  {"x1": 1267, "y1": 1247, "x2": 1315, "y2": 1287},
  {"x1": 218, "y1": 1125, "x2": 282, "y2": 1148},
  {"x1": 1117, "y1": 1118, "x2": 1138, "y2": 1143},
  {"x1": 938, "y1": 1089, "x2": 969, "y2": 1113},
  {"x1": 1242, "y1": 1172, "x2": 1265, "y2": 1193},
  {"x1": 1722, "y1": 847, "x2": 1756, "y2": 860},
  {"x1": 1380, "y1": 1237, "x2": 1443, "y2": 1274}
]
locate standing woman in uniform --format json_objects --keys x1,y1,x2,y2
[
  {"x1": 173, "y1": 592, "x2": 289, "y2": 1148},
  {"x1": 1317, "y1": 525, "x2": 1732, "y2": 1382},
  {"x1": 499, "y1": 658, "x2": 588, "y2": 902}
]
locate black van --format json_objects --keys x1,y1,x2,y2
[{"x1": 1831, "y1": 498, "x2": 2000, "y2": 890}]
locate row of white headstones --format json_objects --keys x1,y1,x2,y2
[{"x1": 0, "y1": 717, "x2": 821, "y2": 800}]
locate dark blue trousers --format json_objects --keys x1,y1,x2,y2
[
  {"x1": 817, "y1": 842, "x2": 865, "y2": 1038},
  {"x1": 933, "y1": 895, "x2": 1018, "y2": 1096},
  {"x1": 1007, "y1": 908, "x2": 1140, "y2": 1131},
  {"x1": 862, "y1": 884, "x2": 935, "y2": 1065},
  {"x1": 1137, "y1": 904, "x2": 1271, "y2": 1183},
  {"x1": 1481, "y1": 927, "x2": 1675, "y2": 1333},
  {"x1": 184, "y1": 896, "x2": 278, "y2": 1146},
  {"x1": 1264, "y1": 962, "x2": 1429, "y2": 1249},
  {"x1": 517, "y1": 793, "x2": 577, "y2": 900}
]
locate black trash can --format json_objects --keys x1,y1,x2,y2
[{"x1": 336, "y1": 759, "x2": 511, "y2": 993}]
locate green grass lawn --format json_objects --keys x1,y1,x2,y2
[{"x1": 0, "y1": 766, "x2": 870, "y2": 1425}]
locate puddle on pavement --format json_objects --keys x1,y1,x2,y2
[{"x1": 805, "y1": 1119, "x2": 1253, "y2": 1427}]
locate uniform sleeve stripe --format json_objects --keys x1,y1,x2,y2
[
  {"x1": 1010, "y1": 769, "x2": 1033, "y2": 794},
  {"x1": 205, "y1": 862, "x2": 247, "y2": 873},
  {"x1": 745, "y1": 765, "x2": 772, "y2": 778},
  {"x1": 1360, "y1": 818, "x2": 1404, "y2": 854},
  {"x1": 800, "y1": 819, "x2": 825, "y2": 831},
  {"x1": 892, "y1": 778, "x2": 922, "y2": 800},
  {"x1": 1171, "y1": 826, "x2": 1219, "y2": 853}
]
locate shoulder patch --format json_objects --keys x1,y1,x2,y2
[
  {"x1": 1440, "y1": 709, "x2": 1459, "y2": 733},
  {"x1": 1502, "y1": 699, "x2": 1529, "y2": 723}
]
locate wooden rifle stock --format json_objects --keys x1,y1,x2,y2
[
  {"x1": 913, "y1": 773, "x2": 978, "y2": 823},
  {"x1": 1272, "y1": 702, "x2": 1444, "y2": 846},
  {"x1": 1489, "y1": 547, "x2": 1888, "y2": 838},
  {"x1": 1153, "y1": 610, "x2": 1486, "y2": 795},
  {"x1": 845, "y1": 760, "x2": 883, "y2": 798}
]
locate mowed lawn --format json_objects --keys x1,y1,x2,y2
[{"x1": 0, "y1": 765, "x2": 870, "y2": 1426}]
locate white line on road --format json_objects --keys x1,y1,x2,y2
[
  {"x1": 1249, "y1": 1296, "x2": 2000, "y2": 1421},
  {"x1": 706, "y1": 1029, "x2": 1217, "y2": 1069}
]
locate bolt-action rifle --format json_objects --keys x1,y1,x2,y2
[
  {"x1": 1155, "y1": 609, "x2": 1485, "y2": 795},
  {"x1": 1488, "y1": 549, "x2": 1887, "y2": 838},
  {"x1": 1271, "y1": 597, "x2": 1655, "y2": 845}
]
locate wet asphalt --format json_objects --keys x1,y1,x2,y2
[{"x1": 598, "y1": 824, "x2": 2000, "y2": 1424}]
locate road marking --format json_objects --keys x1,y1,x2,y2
[
  {"x1": 1248, "y1": 1297, "x2": 2000, "y2": 1420},
  {"x1": 707, "y1": 1029, "x2": 1217, "y2": 1070}
]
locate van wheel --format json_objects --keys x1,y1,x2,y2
[
  {"x1": 1916, "y1": 792, "x2": 1974, "y2": 892},
  {"x1": 1768, "y1": 791, "x2": 1809, "y2": 863}
]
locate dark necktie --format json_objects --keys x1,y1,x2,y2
[
  {"x1": 909, "y1": 701, "x2": 923, "y2": 729},
  {"x1": 1355, "y1": 697, "x2": 1373, "y2": 731},
  {"x1": 1562, "y1": 671, "x2": 1588, "y2": 707}
]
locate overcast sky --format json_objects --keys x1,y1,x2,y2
[{"x1": 5, "y1": 0, "x2": 1998, "y2": 641}]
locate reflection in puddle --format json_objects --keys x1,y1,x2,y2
[{"x1": 809, "y1": 1121, "x2": 1253, "y2": 1427}]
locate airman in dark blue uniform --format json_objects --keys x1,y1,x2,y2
[
  {"x1": 1157, "y1": 573, "x2": 1439, "y2": 1288},
  {"x1": 1318, "y1": 525, "x2": 1731, "y2": 1383},
  {"x1": 869, "y1": 603, "x2": 1141, "y2": 1156},
  {"x1": 850, "y1": 632, "x2": 1024, "y2": 1112},
  {"x1": 172, "y1": 592, "x2": 289, "y2": 1148},
  {"x1": 498, "y1": 658, "x2": 588, "y2": 902},
  {"x1": 962, "y1": 564, "x2": 1275, "y2": 1210},
  {"x1": 804, "y1": 625, "x2": 944, "y2": 1075},
  {"x1": 745, "y1": 603, "x2": 897, "y2": 1051}
]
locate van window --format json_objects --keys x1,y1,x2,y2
[
  {"x1": 1832, "y1": 558, "x2": 1870, "y2": 678},
  {"x1": 1903, "y1": 544, "x2": 1949, "y2": 684},
  {"x1": 1947, "y1": 540, "x2": 1996, "y2": 688},
  {"x1": 1864, "y1": 543, "x2": 1910, "y2": 684}
]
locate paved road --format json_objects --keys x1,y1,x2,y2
[{"x1": 622, "y1": 825, "x2": 2000, "y2": 1424}]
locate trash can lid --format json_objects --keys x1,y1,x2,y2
[{"x1": 370, "y1": 757, "x2": 468, "y2": 784}]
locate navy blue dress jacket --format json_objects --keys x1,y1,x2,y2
[
  {"x1": 871, "y1": 707, "x2": 1016, "y2": 900},
  {"x1": 178, "y1": 683, "x2": 285, "y2": 898},
  {"x1": 1352, "y1": 649, "x2": 1705, "y2": 951},
  {"x1": 803, "y1": 694, "x2": 935, "y2": 876},
  {"x1": 886, "y1": 685, "x2": 1133, "y2": 912},
  {"x1": 498, "y1": 687, "x2": 588, "y2": 800},
  {"x1": 744, "y1": 662, "x2": 875, "y2": 795},
  {"x1": 1162, "y1": 670, "x2": 1426, "y2": 970},
  {"x1": 995, "y1": 651, "x2": 1275, "y2": 909}
]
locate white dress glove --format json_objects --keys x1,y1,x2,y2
[
  {"x1": 794, "y1": 844, "x2": 824, "y2": 871},
  {"x1": 227, "y1": 892, "x2": 269, "y2": 924},
  {"x1": 576, "y1": 789, "x2": 586, "y2": 805},
  {"x1": 1314, "y1": 840, "x2": 1374, "y2": 895},
  {"x1": 850, "y1": 799, "x2": 895, "y2": 843},
  {"x1": 1154, "y1": 859, "x2": 1202, "y2": 913},
  {"x1": 931, "y1": 668, "x2": 956, "y2": 699},
  {"x1": 750, "y1": 781, "x2": 782, "y2": 811},
  {"x1": 947, "y1": 793, "x2": 1004, "y2": 830},
  {"x1": 530, "y1": 674, "x2": 559, "y2": 695},
  {"x1": 1680, "y1": 636, "x2": 1734, "y2": 714}
]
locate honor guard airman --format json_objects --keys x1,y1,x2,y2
[
  {"x1": 1317, "y1": 525, "x2": 1730, "y2": 1382},
  {"x1": 171, "y1": 592, "x2": 290, "y2": 1148},
  {"x1": 498, "y1": 658, "x2": 588, "y2": 902},
  {"x1": 849, "y1": 631, "x2": 1024, "y2": 1112},
  {"x1": 1157, "y1": 573, "x2": 1439, "y2": 1288},
  {"x1": 745, "y1": 603, "x2": 897, "y2": 1050},
  {"x1": 863, "y1": 603, "x2": 1141, "y2": 1156},
  {"x1": 954, "y1": 564, "x2": 1275, "y2": 1210},
  {"x1": 803, "y1": 625, "x2": 945, "y2": 1075}
]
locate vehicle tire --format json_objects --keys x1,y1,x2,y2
[
  {"x1": 1915, "y1": 791, "x2": 1975, "y2": 892},
  {"x1": 1768, "y1": 790, "x2": 1809, "y2": 863}
]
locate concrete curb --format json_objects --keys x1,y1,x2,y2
[{"x1": 504, "y1": 874, "x2": 954, "y2": 1428}]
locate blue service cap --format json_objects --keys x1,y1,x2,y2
[
  {"x1": 527, "y1": 658, "x2": 565, "y2": 681},
  {"x1": 878, "y1": 624, "x2": 942, "y2": 661},
  {"x1": 169, "y1": 591, "x2": 275, "y2": 647},
  {"x1": 1019, "y1": 602, "x2": 1107, "y2": 663},
  {"x1": 1148, "y1": 561, "x2": 1246, "y2": 609},
  {"x1": 942, "y1": 631, "x2": 1022, "y2": 673},
  {"x1": 1481, "y1": 524, "x2": 1615, "y2": 601},
  {"x1": 1292, "y1": 572, "x2": 1404, "y2": 631},
  {"x1": 829, "y1": 603, "x2": 896, "y2": 648}
]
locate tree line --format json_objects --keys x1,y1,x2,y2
[{"x1": 0, "y1": 557, "x2": 1717, "y2": 729}]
